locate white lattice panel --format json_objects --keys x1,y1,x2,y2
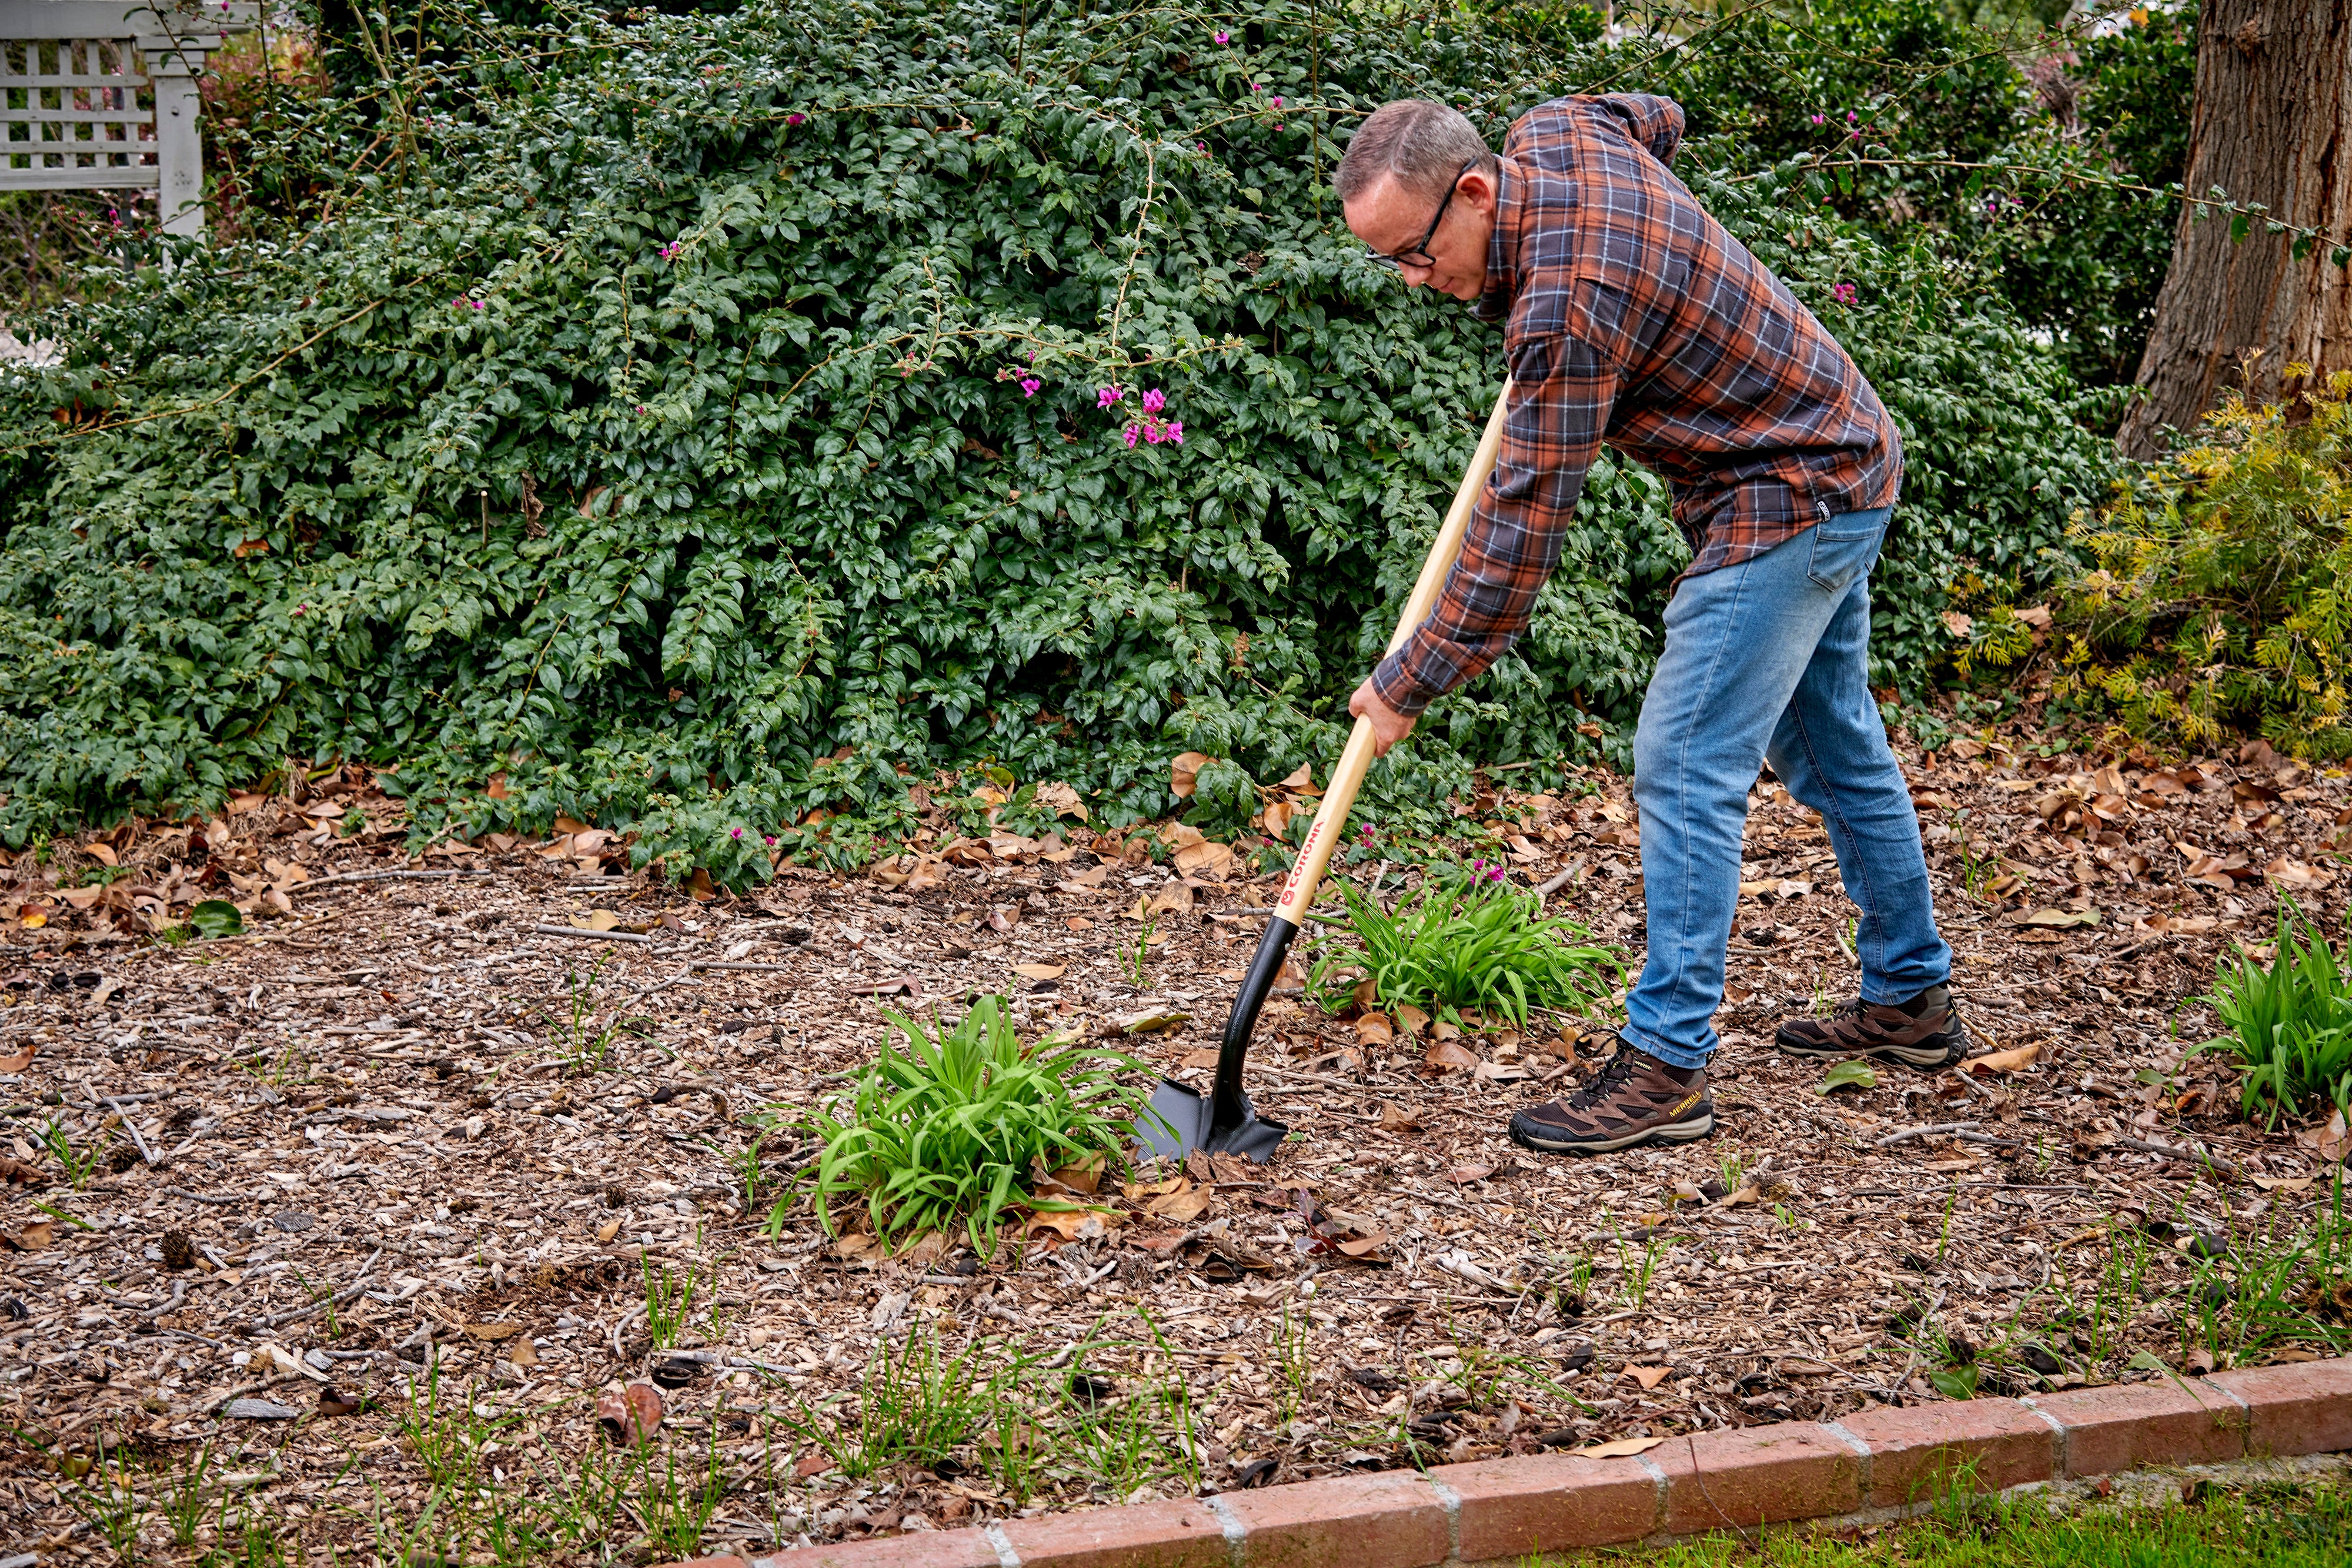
[{"x1": 1, "y1": 36, "x2": 156, "y2": 188}]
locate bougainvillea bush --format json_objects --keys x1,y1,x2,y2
[{"x1": 0, "y1": 0, "x2": 2122, "y2": 881}]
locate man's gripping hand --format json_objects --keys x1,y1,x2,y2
[{"x1": 1348, "y1": 678, "x2": 1418, "y2": 759}]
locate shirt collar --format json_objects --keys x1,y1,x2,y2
[{"x1": 1473, "y1": 157, "x2": 1518, "y2": 324}]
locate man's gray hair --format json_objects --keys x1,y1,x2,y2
[{"x1": 1334, "y1": 99, "x2": 1496, "y2": 205}]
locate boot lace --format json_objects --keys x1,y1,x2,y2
[{"x1": 1565, "y1": 1050, "x2": 1642, "y2": 1111}]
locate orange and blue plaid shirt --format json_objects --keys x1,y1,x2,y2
[{"x1": 1371, "y1": 93, "x2": 1903, "y2": 717}]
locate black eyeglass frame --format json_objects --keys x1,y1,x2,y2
[{"x1": 1364, "y1": 157, "x2": 1481, "y2": 270}]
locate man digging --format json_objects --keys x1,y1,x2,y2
[{"x1": 1336, "y1": 95, "x2": 1962, "y2": 1156}]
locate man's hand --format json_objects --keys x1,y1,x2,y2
[{"x1": 1349, "y1": 677, "x2": 1418, "y2": 758}]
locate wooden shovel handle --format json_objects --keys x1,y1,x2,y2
[{"x1": 1272, "y1": 379, "x2": 1515, "y2": 926}]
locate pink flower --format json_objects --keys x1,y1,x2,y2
[
  {"x1": 1830, "y1": 282, "x2": 1857, "y2": 306},
  {"x1": 1270, "y1": 96, "x2": 1282, "y2": 108},
  {"x1": 1019, "y1": 377, "x2": 1041, "y2": 396},
  {"x1": 787, "y1": 112, "x2": 806, "y2": 125},
  {"x1": 1251, "y1": 83, "x2": 1261, "y2": 92},
  {"x1": 1487, "y1": 866, "x2": 1504, "y2": 882},
  {"x1": 1143, "y1": 422, "x2": 1164, "y2": 444},
  {"x1": 1274, "y1": 123, "x2": 1282, "y2": 131},
  {"x1": 472, "y1": 300, "x2": 485, "y2": 310},
  {"x1": 1811, "y1": 114, "x2": 1825, "y2": 125},
  {"x1": 763, "y1": 835, "x2": 776, "y2": 845},
  {"x1": 1197, "y1": 141, "x2": 1208, "y2": 153},
  {"x1": 731, "y1": 827, "x2": 744, "y2": 839},
  {"x1": 1123, "y1": 424, "x2": 1140, "y2": 449},
  {"x1": 1097, "y1": 385, "x2": 1123, "y2": 409},
  {"x1": 1846, "y1": 111, "x2": 1857, "y2": 122},
  {"x1": 1215, "y1": 29, "x2": 1229, "y2": 43},
  {"x1": 1167, "y1": 421, "x2": 1183, "y2": 444},
  {"x1": 1141, "y1": 387, "x2": 1166, "y2": 415}
]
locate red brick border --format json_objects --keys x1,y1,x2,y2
[{"x1": 660, "y1": 1355, "x2": 2352, "y2": 1568}]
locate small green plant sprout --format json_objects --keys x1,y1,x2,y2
[
  {"x1": 2197, "y1": 897, "x2": 2352, "y2": 1125},
  {"x1": 1306, "y1": 868, "x2": 1623, "y2": 1029},
  {"x1": 37, "y1": 1118, "x2": 100, "y2": 1190},
  {"x1": 1125, "y1": 904, "x2": 1157, "y2": 985},
  {"x1": 642, "y1": 1255, "x2": 700, "y2": 1350},
  {"x1": 1925, "y1": 1326, "x2": 1981, "y2": 1400},
  {"x1": 539, "y1": 952, "x2": 652, "y2": 1076},
  {"x1": 1817, "y1": 1058, "x2": 1879, "y2": 1094},
  {"x1": 789, "y1": 995, "x2": 1157, "y2": 1255}
]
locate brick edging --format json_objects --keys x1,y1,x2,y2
[{"x1": 662, "y1": 1357, "x2": 2352, "y2": 1568}]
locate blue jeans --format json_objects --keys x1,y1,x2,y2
[{"x1": 1622, "y1": 507, "x2": 1950, "y2": 1070}]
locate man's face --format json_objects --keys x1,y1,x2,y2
[{"x1": 1343, "y1": 166, "x2": 1498, "y2": 302}]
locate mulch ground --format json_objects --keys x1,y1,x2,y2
[{"x1": 4, "y1": 727, "x2": 2348, "y2": 1564}]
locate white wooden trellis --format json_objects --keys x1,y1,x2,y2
[{"x1": 1, "y1": 1, "x2": 258, "y2": 237}]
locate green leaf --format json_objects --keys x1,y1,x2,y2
[
  {"x1": 1816, "y1": 1059, "x2": 1879, "y2": 1094},
  {"x1": 187, "y1": 900, "x2": 245, "y2": 940},
  {"x1": 1926, "y1": 1365, "x2": 1979, "y2": 1400}
]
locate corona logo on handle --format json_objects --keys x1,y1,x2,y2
[{"x1": 1279, "y1": 820, "x2": 1326, "y2": 909}]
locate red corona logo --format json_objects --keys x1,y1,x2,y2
[{"x1": 1279, "y1": 820, "x2": 1325, "y2": 908}]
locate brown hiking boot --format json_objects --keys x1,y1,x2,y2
[
  {"x1": 1775, "y1": 983, "x2": 1967, "y2": 1070},
  {"x1": 1508, "y1": 1042, "x2": 1713, "y2": 1156}
]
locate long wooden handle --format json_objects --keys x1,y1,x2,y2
[{"x1": 1272, "y1": 379, "x2": 1514, "y2": 925}]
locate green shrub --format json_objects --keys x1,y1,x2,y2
[
  {"x1": 789, "y1": 996, "x2": 1151, "y2": 1255},
  {"x1": 2046, "y1": 370, "x2": 2352, "y2": 754},
  {"x1": 1308, "y1": 868, "x2": 1623, "y2": 1029},
  {"x1": 0, "y1": 0, "x2": 2120, "y2": 877},
  {"x1": 2198, "y1": 902, "x2": 2352, "y2": 1127}
]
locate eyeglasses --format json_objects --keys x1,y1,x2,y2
[{"x1": 1364, "y1": 158, "x2": 1479, "y2": 270}]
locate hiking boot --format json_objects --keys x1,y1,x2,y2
[
  {"x1": 1775, "y1": 983, "x2": 1967, "y2": 1069},
  {"x1": 1508, "y1": 1042, "x2": 1713, "y2": 1156}
]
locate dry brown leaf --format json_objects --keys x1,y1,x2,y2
[
  {"x1": 1123, "y1": 1175, "x2": 1187, "y2": 1201},
  {"x1": 1047, "y1": 1154, "x2": 1105, "y2": 1195},
  {"x1": 1170, "y1": 752, "x2": 1212, "y2": 799},
  {"x1": 509, "y1": 1338, "x2": 539, "y2": 1368},
  {"x1": 597, "y1": 1380, "x2": 662, "y2": 1444},
  {"x1": 1179, "y1": 1047, "x2": 1222, "y2": 1069},
  {"x1": 1447, "y1": 1163, "x2": 1496, "y2": 1185},
  {"x1": 2268, "y1": 857, "x2": 2332, "y2": 888},
  {"x1": 1962, "y1": 1041, "x2": 2042, "y2": 1075},
  {"x1": 1012, "y1": 963, "x2": 1066, "y2": 981},
  {"x1": 2251, "y1": 1175, "x2": 2315, "y2": 1193},
  {"x1": 1035, "y1": 781, "x2": 1089, "y2": 821},
  {"x1": 6, "y1": 1220, "x2": 53, "y2": 1250},
  {"x1": 465, "y1": 1323, "x2": 523, "y2": 1342},
  {"x1": 1173, "y1": 840, "x2": 1237, "y2": 880},
  {"x1": 2018, "y1": 907, "x2": 2099, "y2": 928},
  {"x1": 1377, "y1": 1102, "x2": 1424, "y2": 1134},
  {"x1": 1424, "y1": 1039, "x2": 1479, "y2": 1073},
  {"x1": 595, "y1": 1218, "x2": 622, "y2": 1243},
  {"x1": 1394, "y1": 1004, "x2": 1429, "y2": 1037},
  {"x1": 1115, "y1": 1005, "x2": 1192, "y2": 1034},
  {"x1": 1572, "y1": 1436, "x2": 1669, "y2": 1459},
  {"x1": 0, "y1": 1044, "x2": 34, "y2": 1073},
  {"x1": 1623, "y1": 1364, "x2": 1672, "y2": 1390},
  {"x1": 1025, "y1": 1206, "x2": 1122, "y2": 1239},
  {"x1": 2298, "y1": 1108, "x2": 2351, "y2": 1164},
  {"x1": 1335, "y1": 1233, "x2": 1389, "y2": 1258},
  {"x1": 1146, "y1": 1187, "x2": 1213, "y2": 1223},
  {"x1": 1356, "y1": 1012, "x2": 1394, "y2": 1047},
  {"x1": 579, "y1": 910, "x2": 620, "y2": 932},
  {"x1": 0, "y1": 1155, "x2": 42, "y2": 1186},
  {"x1": 1261, "y1": 800, "x2": 1292, "y2": 839}
]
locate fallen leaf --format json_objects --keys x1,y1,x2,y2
[
  {"x1": 1940, "y1": 610, "x2": 1973, "y2": 639},
  {"x1": 1024, "y1": 1206, "x2": 1121, "y2": 1239},
  {"x1": 1394, "y1": 1004, "x2": 1429, "y2": 1037},
  {"x1": 1261, "y1": 800, "x2": 1292, "y2": 838},
  {"x1": 1424, "y1": 1039, "x2": 1480, "y2": 1073},
  {"x1": 0, "y1": 1156, "x2": 41, "y2": 1186},
  {"x1": 1571, "y1": 1436, "x2": 1669, "y2": 1459},
  {"x1": 2267, "y1": 857, "x2": 2332, "y2": 889},
  {"x1": 1012, "y1": 963, "x2": 1067, "y2": 981},
  {"x1": 465, "y1": 1323, "x2": 523, "y2": 1341},
  {"x1": 509, "y1": 1338, "x2": 539, "y2": 1368},
  {"x1": 1146, "y1": 1186, "x2": 1214, "y2": 1222},
  {"x1": 1122, "y1": 1175, "x2": 1187, "y2": 1200},
  {"x1": 1179, "y1": 1047, "x2": 1222, "y2": 1069},
  {"x1": 1817, "y1": 1059, "x2": 1878, "y2": 1094},
  {"x1": 1046, "y1": 1154, "x2": 1105, "y2": 1194},
  {"x1": 2017, "y1": 907, "x2": 2100, "y2": 928},
  {"x1": 1447, "y1": 1164, "x2": 1496, "y2": 1185},
  {"x1": 0, "y1": 1044, "x2": 34, "y2": 1073},
  {"x1": 1114, "y1": 1005, "x2": 1192, "y2": 1034},
  {"x1": 1170, "y1": 752, "x2": 1212, "y2": 799},
  {"x1": 1355, "y1": 1012, "x2": 1394, "y2": 1047},
  {"x1": 7, "y1": 1220, "x2": 53, "y2": 1250},
  {"x1": 1377, "y1": 1102, "x2": 1423, "y2": 1134},
  {"x1": 1035, "y1": 781, "x2": 1089, "y2": 821},
  {"x1": 2251, "y1": 1175, "x2": 2314, "y2": 1193},
  {"x1": 1144, "y1": 881, "x2": 1196, "y2": 916},
  {"x1": 1623, "y1": 1364, "x2": 1672, "y2": 1390},
  {"x1": 2297, "y1": 1108, "x2": 2351, "y2": 1164},
  {"x1": 577, "y1": 910, "x2": 620, "y2": 932},
  {"x1": 1335, "y1": 1233, "x2": 1389, "y2": 1258},
  {"x1": 1173, "y1": 840, "x2": 1237, "y2": 879},
  {"x1": 596, "y1": 1218, "x2": 622, "y2": 1243},
  {"x1": 1962, "y1": 1041, "x2": 2042, "y2": 1075}
]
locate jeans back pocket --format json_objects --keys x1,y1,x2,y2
[{"x1": 1806, "y1": 506, "x2": 1892, "y2": 593}]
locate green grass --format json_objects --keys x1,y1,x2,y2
[
  {"x1": 1308, "y1": 870, "x2": 1625, "y2": 1031},
  {"x1": 2199, "y1": 899, "x2": 2352, "y2": 1125},
  {"x1": 786, "y1": 994, "x2": 1157, "y2": 1255},
  {"x1": 1625, "y1": 1483, "x2": 2352, "y2": 1567}
]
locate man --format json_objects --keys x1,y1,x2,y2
[{"x1": 1335, "y1": 95, "x2": 1961, "y2": 1156}]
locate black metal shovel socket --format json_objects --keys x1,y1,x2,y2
[{"x1": 1137, "y1": 380, "x2": 1516, "y2": 1164}]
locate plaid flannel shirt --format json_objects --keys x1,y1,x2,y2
[{"x1": 1371, "y1": 93, "x2": 1903, "y2": 718}]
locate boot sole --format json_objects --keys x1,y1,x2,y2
[
  {"x1": 1774, "y1": 1023, "x2": 1967, "y2": 1071},
  {"x1": 1508, "y1": 1108, "x2": 1715, "y2": 1156}
]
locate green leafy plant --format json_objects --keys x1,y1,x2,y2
[
  {"x1": 642, "y1": 1258, "x2": 701, "y2": 1352},
  {"x1": 185, "y1": 900, "x2": 245, "y2": 940},
  {"x1": 2054, "y1": 371, "x2": 2352, "y2": 755},
  {"x1": 36, "y1": 1119, "x2": 99, "y2": 1191},
  {"x1": 542, "y1": 955, "x2": 650, "y2": 1076},
  {"x1": 2197, "y1": 899, "x2": 2352, "y2": 1125},
  {"x1": 788, "y1": 996, "x2": 1155, "y2": 1255},
  {"x1": 1308, "y1": 872, "x2": 1623, "y2": 1029},
  {"x1": 1818, "y1": 1059, "x2": 1880, "y2": 1094},
  {"x1": 633, "y1": 1430, "x2": 727, "y2": 1560},
  {"x1": 777, "y1": 1325, "x2": 1001, "y2": 1477}
]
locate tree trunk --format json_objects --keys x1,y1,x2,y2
[{"x1": 2118, "y1": 0, "x2": 2352, "y2": 459}]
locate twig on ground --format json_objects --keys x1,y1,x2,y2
[
  {"x1": 2117, "y1": 1136, "x2": 2244, "y2": 1179},
  {"x1": 530, "y1": 923, "x2": 653, "y2": 945},
  {"x1": 1876, "y1": 1122, "x2": 1980, "y2": 1147},
  {"x1": 306, "y1": 868, "x2": 500, "y2": 890},
  {"x1": 253, "y1": 1248, "x2": 383, "y2": 1330}
]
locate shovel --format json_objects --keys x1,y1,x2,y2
[{"x1": 1138, "y1": 380, "x2": 1516, "y2": 1164}]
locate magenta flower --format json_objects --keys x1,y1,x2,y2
[
  {"x1": 1270, "y1": 96, "x2": 1282, "y2": 108},
  {"x1": 1096, "y1": 385, "x2": 1124, "y2": 409},
  {"x1": 1019, "y1": 377, "x2": 1041, "y2": 396},
  {"x1": 763, "y1": 835, "x2": 776, "y2": 845},
  {"x1": 1487, "y1": 866, "x2": 1504, "y2": 882},
  {"x1": 1359, "y1": 824, "x2": 1375, "y2": 842},
  {"x1": 1215, "y1": 29, "x2": 1229, "y2": 43},
  {"x1": 1141, "y1": 387, "x2": 1167, "y2": 415},
  {"x1": 1830, "y1": 282, "x2": 1857, "y2": 306},
  {"x1": 1274, "y1": 123, "x2": 1283, "y2": 131},
  {"x1": 1811, "y1": 114, "x2": 1824, "y2": 125},
  {"x1": 1846, "y1": 111, "x2": 1857, "y2": 122},
  {"x1": 731, "y1": 827, "x2": 744, "y2": 839},
  {"x1": 1167, "y1": 420, "x2": 1184, "y2": 444},
  {"x1": 1124, "y1": 424, "x2": 1140, "y2": 448},
  {"x1": 787, "y1": 112, "x2": 806, "y2": 125},
  {"x1": 1143, "y1": 423, "x2": 1165, "y2": 444}
]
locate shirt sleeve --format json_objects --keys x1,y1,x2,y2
[{"x1": 1370, "y1": 333, "x2": 1615, "y2": 718}]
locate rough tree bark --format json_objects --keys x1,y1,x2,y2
[{"x1": 2118, "y1": 0, "x2": 2351, "y2": 459}]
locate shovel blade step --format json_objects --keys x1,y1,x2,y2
[{"x1": 1136, "y1": 1078, "x2": 1289, "y2": 1164}]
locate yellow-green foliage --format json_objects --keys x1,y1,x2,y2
[{"x1": 2054, "y1": 368, "x2": 2352, "y2": 754}]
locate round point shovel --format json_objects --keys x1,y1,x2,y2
[{"x1": 1137, "y1": 380, "x2": 1516, "y2": 1164}]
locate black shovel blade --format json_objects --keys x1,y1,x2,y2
[{"x1": 1135, "y1": 1078, "x2": 1290, "y2": 1164}]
